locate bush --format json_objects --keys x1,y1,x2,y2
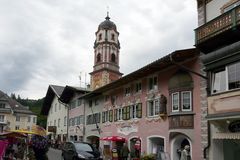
[{"x1": 141, "y1": 154, "x2": 155, "y2": 160}]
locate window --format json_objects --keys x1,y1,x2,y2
[
  {"x1": 97, "y1": 53, "x2": 101, "y2": 62},
  {"x1": 15, "y1": 125, "x2": 19, "y2": 130},
  {"x1": 149, "y1": 76, "x2": 158, "y2": 90},
  {"x1": 64, "y1": 116, "x2": 67, "y2": 126},
  {"x1": 98, "y1": 34, "x2": 102, "y2": 41},
  {"x1": 102, "y1": 110, "x2": 113, "y2": 123},
  {"x1": 111, "y1": 34, "x2": 115, "y2": 40},
  {"x1": 135, "y1": 82, "x2": 142, "y2": 93},
  {"x1": 58, "y1": 118, "x2": 60, "y2": 127},
  {"x1": 55, "y1": 103, "x2": 57, "y2": 112},
  {"x1": 114, "y1": 108, "x2": 122, "y2": 121},
  {"x1": 0, "y1": 103, "x2": 5, "y2": 108},
  {"x1": 171, "y1": 91, "x2": 192, "y2": 112},
  {"x1": 28, "y1": 117, "x2": 31, "y2": 122},
  {"x1": 0, "y1": 115, "x2": 4, "y2": 122},
  {"x1": 172, "y1": 93, "x2": 179, "y2": 112},
  {"x1": 111, "y1": 53, "x2": 116, "y2": 62},
  {"x1": 122, "y1": 106, "x2": 130, "y2": 120},
  {"x1": 87, "y1": 113, "x2": 101, "y2": 125},
  {"x1": 212, "y1": 61, "x2": 240, "y2": 93},
  {"x1": 125, "y1": 87, "x2": 131, "y2": 96},
  {"x1": 182, "y1": 91, "x2": 192, "y2": 111},
  {"x1": 147, "y1": 100, "x2": 160, "y2": 117},
  {"x1": 70, "y1": 100, "x2": 76, "y2": 109},
  {"x1": 33, "y1": 117, "x2": 37, "y2": 123},
  {"x1": 130, "y1": 103, "x2": 142, "y2": 119},
  {"x1": 16, "y1": 116, "x2": 20, "y2": 122}
]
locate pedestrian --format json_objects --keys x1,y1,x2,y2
[
  {"x1": 180, "y1": 145, "x2": 191, "y2": 160},
  {"x1": 121, "y1": 143, "x2": 129, "y2": 160}
]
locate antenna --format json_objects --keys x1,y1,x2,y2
[{"x1": 107, "y1": 6, "x2": 109, "y2": 17}]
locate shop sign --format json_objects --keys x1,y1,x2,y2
[
  {"x1": 48, "y1": 126, "x2": 57, "y2": 133},
  {"x1": 229, "y1": 120, "x2": 240, "y2": 132}
]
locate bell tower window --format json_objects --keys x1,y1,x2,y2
[
  {"x1": 98, "y1": 34, "x2": 102, "y2": 41},
  {"x1": 111, "y1": 34, "x2": 115, "y2": 41},
  {"x1": 97, "y1": 53, "x2": 101, "y2": 63},
  {"x1": 111, "y1": 53, "x2": 116, "y2": 63}
]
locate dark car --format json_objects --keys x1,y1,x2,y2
[{"x1": 62, "y1": 142, "x2": 102, "y2": 160}]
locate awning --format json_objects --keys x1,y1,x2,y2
[
  {"x1": 100, "y1": 136, "x2": 126, "y2": 142},
  {"x1": 212, "y1": 133, "x2": 240, "y2": 139}
]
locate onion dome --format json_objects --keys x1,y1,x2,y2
[{"x1": 98, "y1": 15, "x2": 117, "y2": 30}]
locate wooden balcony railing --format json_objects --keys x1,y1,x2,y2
[
  {"x1": 169, "y1": 114, "x2": 194, "y2": 129},
  {"x1": 195, "y1": 5, "x2": 240, "y2": 45}
]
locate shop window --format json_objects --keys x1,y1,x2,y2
[{"x1": 212, "y1": 61, "x2": 240, "y2": 93}]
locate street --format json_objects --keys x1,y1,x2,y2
[{"x1": 47, "y1": 148, "x2": 62, "y2": 160}]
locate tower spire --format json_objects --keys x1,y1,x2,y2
[{"x1": 106, "y1": 6, "x2": 110, "y2": 20}]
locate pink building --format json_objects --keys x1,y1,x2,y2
[{"x1": 85, "y1": 48, "x2": 203, "y2": 160}]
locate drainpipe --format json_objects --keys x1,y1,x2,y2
[{"x1": 204, "y1": 121, "x2": 210, "y2": 159}]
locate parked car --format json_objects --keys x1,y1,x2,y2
[{"x1": 61, "y1": 141, "x2": 102, "y2": 160}]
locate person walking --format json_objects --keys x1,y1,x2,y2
[
  {"x1": 180, "y1": 145, "x2": 191, "y2": 160},
  {"x1": 121, "y1": 143, "x2": 129, "y2": 160}
]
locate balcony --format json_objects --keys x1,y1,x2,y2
[
  {"x1": 195, "y1": 5, "x2": 240, "y2": 53},
  {"x1": 169, "y1": 114, "x2": 194, "y2": 129}
]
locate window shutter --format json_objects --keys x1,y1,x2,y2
[
  {"x1": 109, "y1": 110, "x2": 113, "y2": 122},
  {"x1": 127, "y1": 106, "x2": 130, "y2": 120},
  {"x1": 137, "y1": 103, "x2": 142, "y2": 118},
  {"x1": 102, "y1": 112, "x2": 105, "y2": 123},
  {"x1": 114, "y1": 109, "x2": 117, "y2": 121},
  {"x1": 122, "y1": 107, "x2": 127, "y2": 120}
]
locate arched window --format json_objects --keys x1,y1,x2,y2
[
  {"x1": 111, "y1": 53, "x2": 116, "y2": 63},
  {"x1": 111, "y1": 34, "x2": 115, "y2": 41},
  {"x1": 168, "y1": 71, "x2": 193, "y2": 112},
  {"x1": 97, "y1": 53, "x2": 101, "y2": 62},
  {"x1": 98, "y1": 34, "x2": 102, "y2": 41}
]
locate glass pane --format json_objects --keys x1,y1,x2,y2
[
  {"x1": 212, "y1": 70, "x2": 226, "y2": 93},
  {"x1": 172, "y1": 93, "x2": 179, "y2": 111},
  {"x1": 182, "y1": 92, "x2": 191, "y2": 110},
  {"x1": 228, "y1": 62, "x2": 240, "y2": 90}
]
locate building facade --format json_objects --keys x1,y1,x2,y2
[
  {"x1": 195, "y1": 0, "x2": 240, "y2": 159},
  {"x1": 0, "y1": 90, "x2": 37, "y2": 133},
  {"x1": 59, "y1": 86, "x2": 89, "y2": 142},
  {"x1": 84, "y1": 49, "x2": 203, "y2": 160},
  {"x1": 41, "y1": 85, "x2": 68, "y2": 142}
]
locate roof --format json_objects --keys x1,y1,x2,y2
[
  {"x1": 0, "y1": 90, "x2": 35, "y2": 115},
  {"x1": 41, "y1": 85, "x2": 65, "y2": 115},
  {"x1": 60, "y1": 86, "x2": 91, "y2": 104},
  {"x1": 98, "y1": 15, "x2": 117, "y2": 31},
  {"x1": 82, "y1": 48, "x2": 198, "y2": 99}
]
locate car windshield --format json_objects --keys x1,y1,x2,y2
[{"x1": 74, "y1": 143, "x2": 93, "y2": 152}]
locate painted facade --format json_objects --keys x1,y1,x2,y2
[
  {"x1": 0, "y1": 90, "x2": 37, "y2": 132},
  {"x1": 195, "y1": 0, "x2": 240, "y2": 159},
  {"x1": 83, "y1": 48, "x2": 202, "y2": 160}
]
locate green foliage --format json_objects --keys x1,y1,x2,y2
[
  {"x1": 11, "y1": 93, "x2": 47, "y2": 128},
  {"x1": 141, "y1": 154, "x2": 155, "y2": 160}
]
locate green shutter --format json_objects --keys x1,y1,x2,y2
[
  {"x1": 109, "y1": 110, "x2": 113, "y2": 122},
  {"x1": 102, "y1": 112, "x2": 105, "y2": 123},
  {"x1": 137, "y1": 103, "x2": 142, "y2": 118},
  {"x1": 114, "y1": 109, "x2": 117, "y2": 121},
  {"x1": 122, "y1": 107, "x2": 126, "y2": 120},
  {"x1": 127, "y1": 106, "x2": 130, "y2": 120}
]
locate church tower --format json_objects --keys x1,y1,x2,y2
[{"x1": 90, "y1": 13, "x2": 123, "y2": 90}]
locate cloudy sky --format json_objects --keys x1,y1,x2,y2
[{"x1": 0, "y1": 0, "x2": 198, "y2": 99}]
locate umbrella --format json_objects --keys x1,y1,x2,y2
[
  {"x1": 0, "y1": 131, "x2": 27, "y2": 138},
  {"x1": 100, "y1": 136, "x2": 126, "y2": 142}
]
